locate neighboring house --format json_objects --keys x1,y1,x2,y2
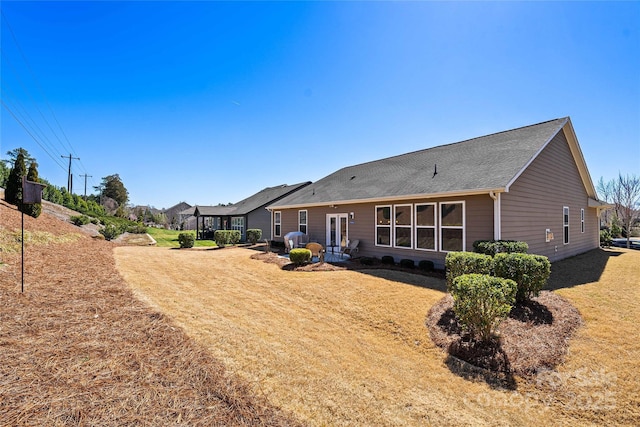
[
  {"x1": 162, "y1": 201, "x2": 192, "y2": 229},
  {"x1": 192, "y1": 182, "x2": 311, "y2": 241},
  {"x1": 268, "y1": 117, "x2": 609, "y2": 266}
]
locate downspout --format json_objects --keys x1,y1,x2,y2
[{"x1": 489, "y1": 191, "x2": 501, "y2": 240}]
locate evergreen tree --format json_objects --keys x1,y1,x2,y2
[
  {"x1": 23, "y1": 161, "x2": 42, "y2": 218},
  {"x1": 97, "y1": 174, "x2": 129, "y2": 207},
  {"x1": 4, "y1": 152, "x2": 27, "y2": 208}
]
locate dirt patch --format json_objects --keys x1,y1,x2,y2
[{"x1": 427, "y1": 291, "x2": 583, "y2": 382}]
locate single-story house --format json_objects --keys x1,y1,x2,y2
[
  {"x1": 162, "y1": 201, "x2": 192, "y2": 230},
  {"x1": 267, "y1": 117, "x2": 609, "y2": 266},
  {"x1": 191, "y1": 182, "x2": 311, "y2": 241}
]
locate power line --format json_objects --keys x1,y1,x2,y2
[{"x1": 1, "y1": 10, "x2": 80, "y2": 159}]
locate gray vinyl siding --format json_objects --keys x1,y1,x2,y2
[
  {"x1": 276, "y1": 194, "x2": 494, "y2": 269},
  {"x1": 247, "y1": 209, "x2": 272, "y2": 240},
  {"x1": 501, "y1": 129, "x2": 598, "y2": 262}
]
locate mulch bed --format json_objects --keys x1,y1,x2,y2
[
  {"x1": 0, "y1": 200, "x2": 300, "y2": 426},
  {"x1": 427, "y1": 291, "x2": 583, "y2": 385}
]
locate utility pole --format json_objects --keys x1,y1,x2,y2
[
  {"x1": 80, "y1": 174, "x2": 92, "y2": 199},
  {"x1": 61, "y1": 154, "x2": 80, "y2": 193}
]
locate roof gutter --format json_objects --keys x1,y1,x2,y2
[{"x1": 267, "y1": 187, "x2": 506, "y2": 210}]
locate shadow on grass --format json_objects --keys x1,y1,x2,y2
[{"x1": 546, "y1": 248, "x2": 622, "y2": 291}]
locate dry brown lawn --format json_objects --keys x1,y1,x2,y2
[
  {"x1": 115, "y1": 245, "x2": 640, "y2": 426},
  {"x1": 0, "y1": 200, "x2": 299, "y2": 426}
]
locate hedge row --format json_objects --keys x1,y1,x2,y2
[
  {"x1": 214, "y1": 230, "x2": 241, "y2": 246},
  {"x1": 472, "y1": 240, "x2": 529, "y2": 256},
  {"x1": 445, "y1": 250, "x2": 550, "y2": 302}
]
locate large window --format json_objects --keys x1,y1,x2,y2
[
  {"x1": 231, "y1": 217, "x2": 245, "y2": 237},
  {"x1": 274, "y1": 211, "x2": 281, "y2": 237},
  {"x1": 440, "y1": 202, "x2": 464, "y2": 252},
  {"x1": 415, "y1": 203, "x2": 436, "y2": 251},
  {"x1": 375, "y1": 205, "x2": 391, "y2": 246},
  {"x1": 299, "y1": 210, "x2": 307, "y2": 234},
  {"x1": 563, "y1": 206, "x2": 570, "y2": 244},
  {"x1": 394, "y1": 204, "x2": 412, "y2": 248}
]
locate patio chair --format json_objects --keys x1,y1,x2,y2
[
  {"x1": 284, "y1": 238, "x2": 294, "y2": 253},
  {"x1": 340, "y1": 239, "x2": 359, "y2": 258},
  {"x1": 305, "y1": 242, "x2": 325, "y2": 263}
]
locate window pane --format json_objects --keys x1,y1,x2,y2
[
  {"x1": 300, "y1": 225, "x2": 307, "y2": 234},
  {"x1": 564, "y1": 226, "x2": 569, "y2": 244},
  {"x1": 416, "y1": 228, "x2": 435, "y2": 250},
  {"x1": 416, "y1": 205, "x2": 434, "y2": 226},
  {"x1": 441, "y1": 203, "x2": 463, "y2": 226},
  {"x1": 441, "y1": 228, "x2": 463, "y2": 251},
  {"x1": 395, "y1": 205, "x2": 411, "y2": 226},
  {"x1": 395, "y1": 227, "x2": 411, "y2": 247},
  {"x1": 299, "y1": 211, "x2": 307, "y2": 224},
  {"x1": 275, "y1": 212, "x2": 281, "y2": 222},
  {"x1": 377, "y1": 207, "x2": 391, "y2": 225},
  {"x1": 275, "y1": 224, "x2": 281, "y2": 236},
  {"x1": 376, "y1": 227, "x2": 391, "y2": 246}
]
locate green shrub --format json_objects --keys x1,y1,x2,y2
[
  {"x1": 246, "y1": 229, "x2": 262, "y2": 244},
  {"x1": 400, "y1": 259, "x2": 415, "y2": 269},
  {"x1": 381, "y1": 255, "x2": 395, "y2": 265},
  {"x1": 214, "y1": 230, "x2": 241, "y2": 246},
  {"x1": 473, "y1": 240, "x2": 529, "y2": 256},
  {"x1": 289, "y1": 248, "x2": 311, "y2": 265},
  {"x1": 600, "y1": 229, "x2": 612, "y2": 247},
  {"x1": 70, "y1": 215, "x2": 90, "y2": 226},
  {"x1": 178, "y1": 232, "x2": 195, "y2": 248},
  {"x1": 445, "y1": 252, "x2": 493, "y2": 290},
  {"x1": 127, "y1": 223, "x2": 148, "y2": 234},
  {"x1": 451, "y1": 273, "x2": 517, "y2": 342},
  {"x1": 418, "y1": 260, "x2": 435, "y2": 272},
  {"x1": 100, "y1": 223, "x2": 119, "y2": 241},
  {"x1": 493, "y1": 253, "x2": 551, "y2": 302},
  {"x1": 359, "y1": 257, "x2": 375, "y2": 266}
]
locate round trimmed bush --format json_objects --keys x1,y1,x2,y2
[
  {"x1": 445, "y1": 252, "x2": 493, "y2": 291},
  {"x1": 451, "y1": 273, "x2": 517, "y2": 341},
  {"x1": 400, "y1": 259, "x2": 415, "y2": 269},
  {"x1": 359, "y1": 257, "x2": 375, "y2": 266},
  {"x1": 289, "y1": 248, "x2": 311, "y2": 265},
  {"x1": 418, "y1": 260, "x2": 435, "y2": 272},
  {"x1": 246, "y1": 229, "x2": 262, "y2": 244},
  {"x1": 381, "y1": 255, "x2": 395, "y2": 265},
  {"x1": 493, "y1": 253, "x2": 550, "y2": 302},
  {"x1": 178, "y1": 232, "x2": 195, "y2": 248}
]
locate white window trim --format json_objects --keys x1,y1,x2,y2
[
  {"x1": 393, "y1": 204, "x2": 413, "y2": 249},
  {"x1": 563, "y1": 206, "x2": 570, "y2": 245},
  {"x1": 581, "y1": 208, "x2": 585, "y2": 233},
  {"x1": 439, "y1": 201, "x2": 466, "y2": 252},
  {"x1": 274, "y1": 211, "x2": 281, "y2": 237},
  {"x1": 415, "y1": 203, "x2": 437, "y2": 252},
  {"x1": 375, "y1": 205, "x2": 392, "y2": 247},
  {"x1": 298, "y1": 210, "x2": 307, "y2": 234}
]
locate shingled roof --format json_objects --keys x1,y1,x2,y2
[
  {"x1": 192, "y1": 182, "x2": 311, "y2": 216},
  {"x1": 270, "y1": 118, "x2": 576, "y2": 209}
]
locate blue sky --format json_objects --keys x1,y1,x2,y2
[{"x1": 1, "y1": 1, "x2": 638, "y2": 209}]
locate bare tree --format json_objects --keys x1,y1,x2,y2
[{"x1": 599, "y1": 174, "x2": 640, "y2": 249}]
